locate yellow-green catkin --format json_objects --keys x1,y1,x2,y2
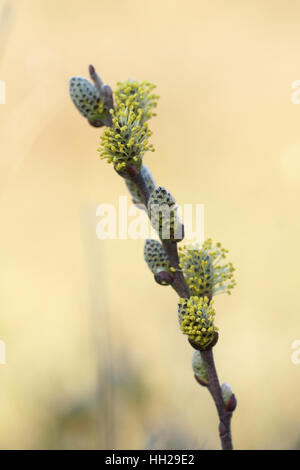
[
  {"x1": 98, "y1": 80, "x2": 158, "y2": 172},
  {"x1": 178, "y1": 239, "x2": 236, "y2": 298},
  {"x1": 99, "y1": 107, "x2": 154, "y2": 172},
  {"x1": 115, "y1": 79, "x2": 159, "y2": 124},
  {"x1": 178, "y1": 296, "x2": 218, "y2": 348}
]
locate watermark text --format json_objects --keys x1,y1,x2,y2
[
  {"x1": 0, "y1": 340, "x2": 6, "y2": 365},
  {"x1": 96, "y1": 196, "x2": 204, "y2": 242},
  {"x1": 291, "y1": 339, "x2": 300, "y2": 365}
]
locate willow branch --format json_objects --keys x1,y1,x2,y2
[
  {"x1": 200, "y1": 348, "x2": 233, "y2": 450},
  {"x1": 125, "y1": 168, "x2": 190, "y2": 298},
  {"x1": 92, "y1": 65, "x2": 234, "y2": 450},
  {"x1": 122, "y1": 166, "x2": 234, "y2": 450}
]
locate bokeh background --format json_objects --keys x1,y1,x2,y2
[{"x1": 0, "y1": 0, "x2": 300, "y2": 450}]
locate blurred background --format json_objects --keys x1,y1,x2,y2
[{"x1": 0, "y1": 0, "x2": 300, "y2": 450}]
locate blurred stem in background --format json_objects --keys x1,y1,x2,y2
[
  {"x1": 0, "y1": 0, "x2": 18, "y2": 66},
  {"x1": 81, "y1": 207, "x2": 115, "y2": 449}
]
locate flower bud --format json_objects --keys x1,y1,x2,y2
[
  {"x1": 221, "y1": 383, "x2": 237, "y2": 412},
  {"x1": 144, "y1": 239, "x2": 173, "y2": 286},
  {"x1": 148, "y1": 187, "x2": 183, "y2": 241},
  {"x1": 69, "y1": 76, "x2": 107, "y2": 126},
  {"x1": 192, "y1": 350, "x2": 209, "y2": 386}
]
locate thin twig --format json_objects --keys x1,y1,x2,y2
[
  {"x1": 89, "y1": 64, "x2": 104, "y2": 93},
  {"x1": 200, "y1": 348, "x2": 233, "y2": 450},
  {"x1": 161, "y1": 241, "x2": 190, "y2": 298}
]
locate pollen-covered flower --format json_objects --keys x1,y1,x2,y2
[
  {"x1": 178, "y1": 239, "x2": 236, "y2": 297},
  {"x1": 98, "y1": 107, "x2": 154, "y2": 172},
  {"x1": 69, "y1": 77, "x2": 107, "y2": 126},
  {"x1": 115, "y1": 80, "x2": 159, "y2": 124},
  {"x1": 125, "y1": 165, "x2": 156, "y2": 206},
  {"x1": 148, "y1": 187, "x2": 183, "y2": 241},
  {"x1": 178, "y1": 296, "x2": 218, "y2": 348},
  {"x1": 192, "y1": 350, "x2": 209, "y2": 386}
]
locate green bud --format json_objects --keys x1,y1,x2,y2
[
  {"x1": 192, "y1": 351, "x2": 209, "y2": 386},
  {"x1": 144, "y1": 239, "x2": 173, "y2": 285},
  {"x1": 69, "y1": 76, "x2": 107, "y2": 126},
  {"x1": 221, "y1": 382, "x2": 237, "y2": 412},
  {"x1": 148, "y1": 186, "x2": 183, "y2": 241}
]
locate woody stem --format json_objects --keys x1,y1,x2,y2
[{"x1": 200, "y1": 348, "x2": 233, "y2": 450}]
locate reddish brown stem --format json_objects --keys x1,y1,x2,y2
[{"x1": 200, "y1": 348, "x2": 233, "y2": 450}]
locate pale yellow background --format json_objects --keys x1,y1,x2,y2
[{"x1": 0, "y1": 0, "x2": 300, "y2": 450}]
